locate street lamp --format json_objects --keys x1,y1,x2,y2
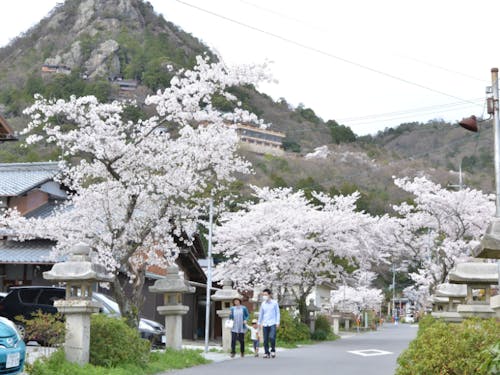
[{"x1": 459, "y1": 68, "x2": 500, "y2": 289}]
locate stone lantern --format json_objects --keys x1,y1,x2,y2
[
  {"x1": 449, "y1": 262, "x2": 498, "y2": 319},
  {"x1": 307, "y1": 298, "x2": 320, "y2": 333},
  {"x1": 149, "y1": 264, "x2": 195, "y2": 350},
  {"x1": 211, "y1": 279, "x2": 242, "y2": 351},
  {"x1": 250, "y1": 286, "x2": 262, "y2": 318},
  {"x1": 43, "y1": 242, "x2": 114, "y2": 365},
  {"x1": 430, "y1": 284, "x2": 466, "y2": 322},
  {"x1": 281, "y1": 289, "x2": 295, "y2": 311}
]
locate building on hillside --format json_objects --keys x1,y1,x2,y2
[
  {"x1": 0, "y1": 162, "x2": 212, "y2": 340},
  {"x1": 41, "y1": 64, "x2": 71, "y2": 75},
  {"x1": 0, "y1": 114, "x2": 17, "y2": 142},
  {"x1": 114, "y1": 79, "x2": 138, "y2": 91},
  {"x1": 234, "y1": 123, "x2": 285, "y2": 155}
]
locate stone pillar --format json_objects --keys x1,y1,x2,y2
[
  {"x1": 344, "y1": 318, "x2": 350, "y2": 330},
  {"x1": 43, "y1": 242, "x2": 113, "y2": 365},
  {"x1": 331, "y1": 313, "x2": 341, "y2": 335},
  {"x1": 211, "y1": 280, "x2": 242, "y2": 351},
  {"x1": 55, "y1": 301, "x2": 100, "y2": 364},
  {"x1": 491, "y1": 294, "x2": 500, "y2": 318},
  {"x1": 149, "y1": 265, "x2": 195, "y2": 350}
]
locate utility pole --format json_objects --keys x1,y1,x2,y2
[
  {"x1": 448, "y1": 159, "x2": 464, "y2": 190},
  {"x1": 392, "y1": 263, "x2": 396, "y2": 323},
  {"x1": 492, "y1": 68, "x2": 500, "y2": 289},
  {"x1": 204, "y1": 196, "x2": 213, "y2": 353},
  {"x1": 459, "y1": 68, "x2": 500, "y2": 289}
]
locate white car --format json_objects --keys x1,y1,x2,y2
[{"x1": 405, "y1": 314, "x2": 415, "y2": 323}]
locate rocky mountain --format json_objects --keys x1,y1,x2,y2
[
  {"x1": 0, "y1": 0, "x2": 330, "y2": 151},
  {"x1": 0, "y1": 0, "x2": 207, "y2": 83}
]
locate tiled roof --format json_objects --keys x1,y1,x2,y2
[
  {"x1": 25, "y1": 200, "x2": 64, "y2": 219},
  {"x1": 0, "y1": 240, "x2": 59, "y2": 264},
  {"x1": 0, "y1": 162, "x2": 59, "y2": 197}
]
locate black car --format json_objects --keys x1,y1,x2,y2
[
  {"x1": 0, "y1": 287, "x2": 64, "y2": 325},
  {"x1": 0, "y1": 286, "x2": 165, "y2": 346}
]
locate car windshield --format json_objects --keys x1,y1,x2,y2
[{"x1": 94, "y1": 293, "x2": 121, "y2": 316}]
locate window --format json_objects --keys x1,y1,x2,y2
[
  {"x1": 18, "y1": 289, "x2": 39, "y2": 304},
  {"x1": 38, "y1": 289, "x2": 65, "y2": 305}
]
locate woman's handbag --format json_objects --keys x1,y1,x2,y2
[{"x1": 225, "y1": 319, "x2": 234, "y2": 329}]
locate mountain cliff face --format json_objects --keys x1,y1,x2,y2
[
  {"x1": 0, "y1": 0, "x2": 208, "y2": 84},
  {"x1": 0, "y1": 0, "x2": 332, "y2": 151}
]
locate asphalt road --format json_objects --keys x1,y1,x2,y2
[{"x1": 164, "y1": 323, "x2": 418, "y2": 375}]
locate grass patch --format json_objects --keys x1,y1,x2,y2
[{"x1": 27, "y1": 348, "x2": 210, "y2": 375}]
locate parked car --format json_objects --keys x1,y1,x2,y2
[
  {"x1": 0, "y1": 286, "x2": 164, "y2": 347},
  {"x1": 0, "y1": 317, "x2": 25, "y2": 374},
  {"x1": 405, "y1": 313, "x2": 415, "y2": 324},
  {"x1": 0, "y1": 292, "x2": 7, "y2": 303}
]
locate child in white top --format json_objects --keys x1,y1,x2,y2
[{"x1": 249, "y1": 319, "x2": 260, "y2": 357}]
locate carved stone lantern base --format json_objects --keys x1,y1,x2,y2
[
  {"x1": 157, "y1": 305, "x2": 190, "y2": 350},
  {"x1": 54, "y1": 300, "x2": 101, "y2": 365}
]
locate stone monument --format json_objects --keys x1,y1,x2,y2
[
  {"x1": 149, "y1": 264, "x2": 195, "y2": 350},
  {"x1": 448, "y1": 262, "x2": 498, "y2": 319},
  {"x1": 43, "y1": 242, "x2": 113, "y2": 365}
]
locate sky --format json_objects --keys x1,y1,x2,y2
[{"x1": 0, "y1": 0, "x2": 499, "y2": 135}]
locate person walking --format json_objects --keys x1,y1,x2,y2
[
  {"x1": 249, "y1": 319, "x2": 260, "y2": 357},
  {"x1": 229, "y1": 297, "x2": 249, "y2": 358},
  {"x1": 258, "y1": 288, "x2": 280, "y2": 359}
]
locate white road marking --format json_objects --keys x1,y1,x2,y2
[{"x1": 347, "y1": 349, "x2": 393, "y2": 357}]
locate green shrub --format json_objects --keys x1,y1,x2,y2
[
  {"x1": 16, "y1": 310, "x2": 65, "y2": 347},
  {"x1": 310, "y1": 329, "x2": 327, "y2": 341},
  {"x1": 89, "y1": 314, "x2": 150, "y2": 367},
  {"x1": 314, "y1": 315, "x2": 332, "y2": 335},
  {"x1": 312, "y1": 314, "x2": 335, "y2": 341},
  {"x1": 396, "y1": 318, "x2": 500, "y2": 375},
  {"x1": 414, "y1": 314, "x2": 435, "y2": 334},
  {"x1": 278, "y1": 309, "x2": 310, "y2": 343},
  {"x1": 479, "y1": 341, "x2": 500, "y2": 375}
]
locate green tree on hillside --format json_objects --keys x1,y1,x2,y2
[{"x1": 326, "y1": 120, "x2": 356, "y2": 144}]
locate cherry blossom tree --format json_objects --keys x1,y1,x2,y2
[
  {"x1": 1, "y1": 56, "x2": 271, "y2": 326},
  {"x1": 330, "y1": 269, "x2": 383, "y2": 315},
  {"x1": 212, "y1": 186, "x2": 383, "y2": 322},
  {"x1": 389, "y1": 176, "x2": 494, "y2": 306}
]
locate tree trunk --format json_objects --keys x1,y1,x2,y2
[
  {"x1": 297, "y1": 295, "x2": 308, "y2": 324},
  {"x1": 111, "y1": 265, "x2": 146, "y2": 329}
]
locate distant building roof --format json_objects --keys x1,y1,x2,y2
[
  {"x1": 0, "y1": 114, "x2": 17, "y2": 142},
  {"x1": 0, "y1": 162, "x2": 60, "y2": 197},
  {"x1": 0, "y1": 240, "x2": 58, "y2": 264}
]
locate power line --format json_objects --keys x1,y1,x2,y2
[
  {"x1": 337, "y1": 98, "x2": 484, "y2": 123},
  {"x1": 171, "y1": 1, "x2": 485, "y2": 131},
  {"x1": 224, "y1": 1, "x2": 488, "y2": 85},
  {"x1": 342, "y1": 102, "x2": 483, "y2": 127},
  {"x1": 261, "y1": 98, "x2": 483, "y2": 132}
]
